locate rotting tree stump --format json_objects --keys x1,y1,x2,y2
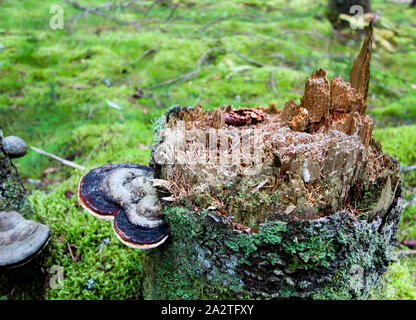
[
  {"x1": 0, "y1": 129, "x2": 32, "y2": 218},
  {"x1": 141, "y1": 25, "x2": 403, "y2": 299}
]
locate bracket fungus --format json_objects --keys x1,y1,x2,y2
[
  {"x1": 0, "y1": 211, "x2": 50, "y2": 269},
  {"x1": 78, "y1": 163, "x2": 169, "y2": 249}
]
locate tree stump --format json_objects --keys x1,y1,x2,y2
[
  {"x1": 142, "y1": 25, "x2": 403, "y2": 299},
  {"x1": 0, "y1": 129, "x2": 32, "y2": 218}
]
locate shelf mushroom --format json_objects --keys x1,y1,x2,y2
[
  {"x1": 78, "y1": 163, "x2": 169, "y2": 249},
  {"x1": 0, "y1": 211, "x2": 50, "y2": 269}
]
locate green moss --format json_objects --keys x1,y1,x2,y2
[{"x1": 1, "y1": 0, "x2": 415, "y2": 300}]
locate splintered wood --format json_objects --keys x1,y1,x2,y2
[{"x1": 152, "y1": 24, "x2": 400, "y2": 228}]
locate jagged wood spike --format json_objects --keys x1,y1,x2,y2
[{"x1": 349, "y1": 22, "x2": 374, "y2": 111}]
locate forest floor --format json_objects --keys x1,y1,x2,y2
[{"x1": 0, "y1": 0, "x2": 415, "y2": 299}]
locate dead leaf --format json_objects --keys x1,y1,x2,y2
[
  {"x1": 209, "y1": 74, "x2": 221, "y2": 80},
  {"x1": 403, "y1": 240, "x2": 416, "y2": 249},
  {"x1": 41, "y1": 167, "x2": 59, "y2": 176},
  {"x1": 138, "y1": 143, "x2": 149, "y2": 150},
  {"x1": 69, "y1": 84, "x2": 86, "y2": 90},
  {"x1": 64, "y1": 190, "x2": 74, "y2": 199}
]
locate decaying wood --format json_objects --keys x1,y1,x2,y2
[
  {"x1": 145, "y1": 22, "x2": 403, "y2": 300},
  {"x1": 350, "y1": 22, "x2": 374, "y2": 106},
  {"x1": 222, "y1": 107, "x2": 266, "y2": 126},
  {"x1": 152, "y1": 23, "x2": 400, "y2": 229}
]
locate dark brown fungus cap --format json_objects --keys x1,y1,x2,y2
[
  {"x1": 78, "y1": 163, "x2": 169, "y2": 249},
  {"x1": 113, "y1": 208, "x2": 169, "y2": 249}
]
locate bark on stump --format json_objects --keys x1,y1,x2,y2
[
  {"x1": 142, "y1": 26, "x2": 402, "y2": 299},
  {"x1": 0, "y1": 132, "x2": 32, "y2": 218}
]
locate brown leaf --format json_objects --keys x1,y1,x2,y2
[
  {"x1": 64, "y1": 190, "x2": 74, "y2": 199},
  {"x1": 57, "y1": 236, "x2": 65, "y2": 244},
  {"x1": 223, "y1": 107, "x2": 266, "y2": 126},
  {"x1": 69, "y1": 84, "x2": 86, "y2": 90},
  {"x1": 41, "y1": 167, "x2": 59, "y2": 176},
  {"x1": 209, "y1": 74, "x2": 221, "y2": 80},
  {"x1": 138, "y1": 143, "x2": 149, "y2": 150},
  {"x1": 132, "y1": 87, "x2": 148, "y2": 99}
]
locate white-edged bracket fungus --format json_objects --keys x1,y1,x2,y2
[
  {"x1": 78, "y1": 163, "x2": 169, "y2": 249},
  {"x1": 0, "y1": 211, "x2": 50, "y2": 269}
]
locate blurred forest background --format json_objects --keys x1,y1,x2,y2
[{"x1": 0, "y1": 0, "x2": 415, "y2": 299}]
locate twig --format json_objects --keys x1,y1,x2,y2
[
  {"x1": 403, "y1": 193, "x2": 416, "y2": 210},
  {"x1": 30, "y1": 146, "x2": 86, "y2": 171},
  {"x1": 248, "y1": 30, "x2": 329, "y2": 56},
  {"x1": 225, "y1": 65, "x2": 252, "y2": 80},
  {"x1": 166, "y1": 2, "x2": 179, "y2": 21},
  {"x1": 233, "y1": 51, "x2": 265, "y2": 67},
  {"x1": 395, "y1": 250, "x2": 416, "y2": 258},
  {"x1": 65, "y1": 0, "x2": 136, "y2": 28},
  {"x1": 67, "y1": 243, "x2": 76, "y2": 261},
  {"x1": 148, "y1": 46, "x2": 223, "y2": 88},
  {"x1": 83, "y1": 144, "x2": 98, "y2": 163},
  {"x1": 197, "y1": 14, "x2": 270, "y2": 35},
  {"x1": 270, "y1": 69, "x2": 279, "y2": 98},
  {"x1": 139, "y1": 46, "x2": 158, "y2": 59},
  {"x1": 251, "y1": 179, "x2": 268, "y2": 194},
  {"x1": 401, "y1": 164, "x2": 416, "y2": 174}
]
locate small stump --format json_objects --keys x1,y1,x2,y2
[{"x1": 143, "y1": 26, "x2": 403, "y2": 299}]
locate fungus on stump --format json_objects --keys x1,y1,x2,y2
[{"x1": 79, "y1": 25, "x2": 403, "y2": 299}]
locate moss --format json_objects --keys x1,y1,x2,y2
[{"x1": 1, "y1": 0, "x2": 415, "y2": 300}]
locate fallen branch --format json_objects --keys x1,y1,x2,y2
[
  {"x1": 30, "y1": 146, "x2": 86, "y2": 171},
  {"x1": 248, "y1": 30, "x2": 329, "y2": 56},
  {"x1": 65, "y1": 0, "x2": 137, "y2": 28},
  {"x1": 270, "y1": 69, "x2": 279, "y2": 98},
  {"x1": 225, "y1": 65, "x2": 252, "y2": 80},
  {"x1": 401, "y1": 164, "x2": 416, "y2": 174},
  {"x1": 148, "y1": 46, "x2": 223, "y2": 88},
  {"x1": 395, "y1": 250, "x2": 416, "y2": 258},
  {"x1": 403, "y1": 193, "x2": 416, "y2": 210},
  {"x1": 197, "y1": 14, "x2": 270, "y2": 35},
  {"x1": 233, "y1": 51, "x2": 265, "y2": 67}
]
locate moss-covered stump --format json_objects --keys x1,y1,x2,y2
[
  {"x1": 142, "y1": 26, "x2": 403, "y2": 299},
  {"x1": 0, "y1": 134, "x2": 32, "y2": 217},
  {"x1": 143, "y1": 183, "x2": 402, "y2": 299}
]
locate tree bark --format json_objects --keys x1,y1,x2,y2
[{"x1": 0, "y1": 132, "x2": 32, "y2": 217}]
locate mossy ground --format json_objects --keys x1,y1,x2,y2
[{"x1": 0, "y1": 0, "x2": 415, "y2": 299}]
